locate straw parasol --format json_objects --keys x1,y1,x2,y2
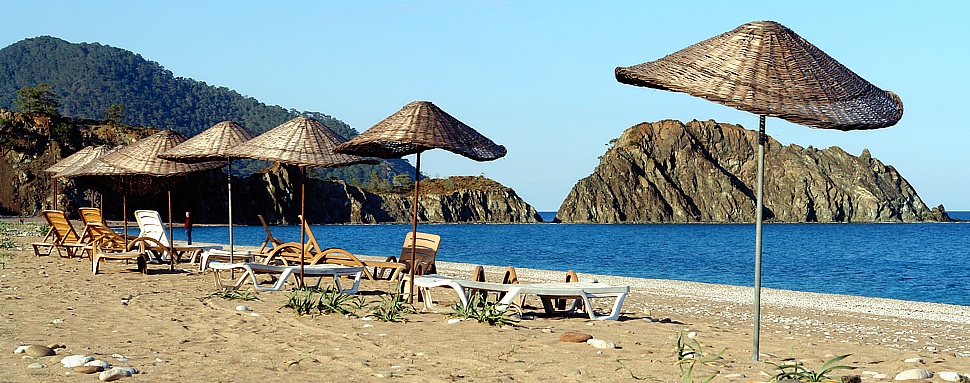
[
  {"x1": 77, "y1": 130, "x2": 225, "y2": 269},
  {"x1": 334, "y1": 101, "x2": 507, "y2": 301},
  {"x1": 46, "y1": 145, "x2": 113, "y2": 209},
  {"x1": 159, "y1": 121, "x2": 255, "y2": 261},
  {"x1": 614, "y1": 20, "x2": 903, "y2": 360},
  {"x1": 225, "y1": 116, "x2": 377, "y2": 282}
]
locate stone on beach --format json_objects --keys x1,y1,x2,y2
[
  {"x1": 559, "y1": 332, "x2": 593, "y2": 343},
  {"x1": 25, "y1": 344, "x2": 55, "y2": 357},
  {"x1": 26, "y1": 362, "x2": 44, "y2": 369},
  {"x1": 938, "y1": 372, "x2": 963, "y2": 382},
  {"x1": 99, "y1": 368, "x2": 129, "y2": 381},
  {"x1": 61, "y1": 354, "x2": 94, "y2": 368},
  {"x1": 586, "y1": 338, "x2": 617, "y2": 349},
  {"x1": 73, "y1": 365, "x2": 104, "y2": 374},
  {"x1": 85, "y1": 359, "x2": 111, "y2": 368},
  {"x1": 895, "y1": 368, "x2": 933, "y2": 380}
]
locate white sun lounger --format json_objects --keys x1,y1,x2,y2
[
  {"x1": 209, "y1": 262, "x2": 364, "y2": 294},
  {"x1": 411, "y1": 274, "x2": 629, "y2": 320}
]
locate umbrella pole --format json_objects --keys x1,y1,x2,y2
[
  {"x1": 228, "y1": 159, "x2": 234, "y2": 275},
  {"x1": 123, "y1": 195, "x2": 128, "y2": 249},
  {"x1": 52, "y1": 177, "x2": 57, "y2": 211},
  {"x1": 299, "y1": 166, "x2": 306, "y2": 286},
  {"x1": 752, "y1": 115, "x2": 766, "y2": 361},
  {"x1": 407, "y1": 153, "x2": 421, "y2": 303},
  {"x1": 168, "y1": 190, "x2": 175, "y2": 271}
]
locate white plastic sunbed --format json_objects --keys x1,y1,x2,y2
[
  {"x1": 208, "y1": 262, "x2": 364, "y2": 293},
  {"x1": 411, "y1": 274, "x2": 629, "y2": 321}
]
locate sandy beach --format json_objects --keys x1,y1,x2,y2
[{"x1": 2, "y1": 223, "x2": 969, "y2": 382}]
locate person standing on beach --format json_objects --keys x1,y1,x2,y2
[{"x1": 185, "y1": 212, "x2": 192, "y2": 245}]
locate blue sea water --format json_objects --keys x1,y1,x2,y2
[{"x1": 182, "y1": 212, "x2": 970, "y2": 306}]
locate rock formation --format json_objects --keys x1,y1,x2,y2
[{"x1": 557, "y1": 119, "x2": 949, "y2": 223}]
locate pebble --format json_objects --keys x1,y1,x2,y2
[
  {"x1": 47, "y1": 343, "x2": 66, "y2": 350},
  {"x1": 52, "y1": 318, "x2": 64, "y2": 324},
  {"x1": 939, "y1": 372, "x2": 963, "y2": 382},
  {"x1": 61, "y1": 355, "x2": 94, "y2": 368},
  {"x1": 113, "y1": 367, "x2": 137, "y2": 375},
  {"x1": 27, "y1": 362, "x2": 45, "y2": 369},
  {"x1": 687, "y1": 331, "x2": 697, "y2": 339},
  {"x1": 13, "y1": 345, "x2": 28, "y2": 354},
  {"x1": 155, "y1": 357, "x2": 169, "y2": 363},
  {"x1": 904, "y1": 357, "x2": 925, "y2": 364},
  {"x1": 586, "y1": 338, "x2": 617, "y2": 349},
  {"x1": 99, "y1": 368, "x2": 128, "y2": 381},
  {"x1": 85, "y1": 360, "x2": 111, "y2": 368},
  {"x1": 895, "y1": 368, "x2": 933, "y2": 380},
  {"x1": 235, "y1": 305, "x2": 251, "y2": 311},
  {"x1": 374, "y1": 371, "x2": 393, "y2": 378},
  {"x1": 73, "y1": 365, "x2": 104, "y2": 374},
  {"x1": 25, "y1": 344, "x2": 55, "y2": 357},
  {"x1": 362, "y1": 324, "x2": 374, "y2": 328},
  {"x1": 559, "y1": 332, "x2": 593, "y2": 343},
  {"x1": 447, "y1": 318, "x2": 463, "y2": 324}
]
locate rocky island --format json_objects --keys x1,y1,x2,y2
[{"x1": 557, "y1": 119, "x2": 949, "y2": 223}]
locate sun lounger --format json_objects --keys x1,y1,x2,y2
[
  {"x1": 208, "y1": 262, "x2": 363, "y2": 293},
  {"x1": 86, "y1": 238, "x2": 148, "y2": 275},
  {"x1": 261, "y1": 216, "x2": 405, "y2": 280},
  {"x1": 134, "y1": 209, "x2": 221, "y2": 263},
  {"x1": 31, "y1": 210, "x2": 87, "y2": 258},
  {"x1": 411, "y1": 274, "x2": 629, "y2": 321},
  {"x1": 378, "y1": 232, "x2": 441, "y2": 279},
  {"x1": 257, "y1": 214, "x2": 284, "y2": 254},
  {"x1": 198, "y1": 249, "x2": 255, "y2": 271}
]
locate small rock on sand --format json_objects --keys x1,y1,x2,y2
[
  {"x1": 939, "y1": 372, "x2": 963, "y2": 382},
  {"x1": 895, "y1": 368, "x2": 933, "y2": 380},
  {"x1": 25, "y1": 344, "x2": 55, "y2": 357},
  {"x1": 27, "y1": 362, "x2": 45, "y2": 369},
  {"x1": 559, "y1": 332, "x2": 593, "y2": 343},
  {"x1": 61, "y1": 355, "x2": 94, "y2": 368},
  {"x1": 73, "y1": 365, "x2": 104, "y2": 374},
  {"x1": 904, "y1": 357, "x2": 925, "y2": 364},
  {"x1": 586, "y1": 338, "x2": 617, "y2": 349},
  {"x1": 99, "y1": 368, "x2": 128, "y2": 381}
]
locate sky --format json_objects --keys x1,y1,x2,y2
[{"x1": 3, "y1": 1, "x2": 968, "y2": 212}]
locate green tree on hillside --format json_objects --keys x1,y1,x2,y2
[
  {"x1": 15, "y1": 83, "x2": 60, "y2": 116},
  {"x1": 104, "y1": 103, "x2": 125, "y2": 123}
]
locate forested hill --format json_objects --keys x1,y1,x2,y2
[
  {"x1": 0, "y1": 36, "x2": 416, "y2": 182},
  {"x1": 0, "y1": 36, "x2": 351, "y2": 137}
]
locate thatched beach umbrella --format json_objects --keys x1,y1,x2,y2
[
  {"x1": 615, "y1": 20, "x2": 903, "y2": 359},
  {"x1": 46, "y1": 145, "x2": 113, "y2": 209},
  {"x1": 334, "y1": 101, "x2": 507, "y2": 301},
  {"x1": 159, "y1": 121, "x2": 255, "y2": 261},
  {"x1": 225, "y1": 116, "x2": 377, "y2": 282},
  {"x1": 97, "y1": 130, "x2": 225, "y2": 269}
]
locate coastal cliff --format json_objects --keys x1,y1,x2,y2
[
  {"x1": 0, "y1": 110, "x2": 541, "y2": 224},
  {"x1": 557, "y1": 119, "x2": 949, "y2": 223},
  {"x1": 240, "y1": 165, "x2": 542, "y2": 224}
]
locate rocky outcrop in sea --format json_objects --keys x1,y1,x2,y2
[{"x1": 557, "y1": 119, "x2": 948, "y2": 223}]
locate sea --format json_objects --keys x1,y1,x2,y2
[{"x1": 182, "y1": 211, "x2": 970, "y2": 307}]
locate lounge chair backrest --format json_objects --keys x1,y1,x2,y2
[
  {"x1": 134, "y1": 209, "x2": 170, "y2": 247},
  {"x1": 399, "y1": 232, "x2": 440, "y2": 275},
  {"x1": 78, "y1": 207, "x2": 104, "y2": 227},
  {"x1": 42, "y1": 210, "x2": 82, "y2": 245},
  {"x1": 258, "y1": 214, "x2": 284, "y2": 253}
]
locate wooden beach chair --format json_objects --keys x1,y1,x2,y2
[
  {"x1": 257, "y1": 214, "x2": 284, "y2": 254},
  {"x1": 260, "y1": 216, "x2": 405, "y2": 280},
  {"x1": 208, "y1": 261, "x2": 363, "y2": 293},
  {"x1": 379, "y1": 232, "x2": 441, "y2": 279},
  {"x1": 30, "y1": 210, "x2": 87, "y2": 258},
  {"x1": 411, "y1": 274, "x2": 629, "y2": 321},
  {"x1": 79, "y1": 221, "x2": 166, "y2": 274}
]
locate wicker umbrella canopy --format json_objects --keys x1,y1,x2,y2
[
  {"x1": 226, "y1": 116, "x2": 375, "y2": 167},
  {"x1": 334, "y1": 101, "x2": 507, "y2": 301},
  {"x1": 226, "y1": 116, "x2": 378, "y2": 280},
  {"x1": 158, "y1": 121, "x2": 255, "y2": 163},
  {"x1": 45, "y1": 145, "x2": 113, "y2": 210},
  {"x1": 105, "y1": 130, "x2": 226, "y2": 176},
  {"x1": 334, "y1": 101, "x2": 507, "y2": 160},
  {"x1": 158, "y1": 120, "x2": 256, "y2": 261},
  {"x1": 615, "y1": 20, "x2": 903, "y2": 130},
  {"x1": 46, "y1": 145, "x2": 113, "y2": 177},
  {"x1": 615, "y1": 20, "x2": 903, "y2": 360}
]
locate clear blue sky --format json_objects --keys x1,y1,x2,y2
[{"x1": 4, "y1": 1, "x2": 968, "y2": 212}]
